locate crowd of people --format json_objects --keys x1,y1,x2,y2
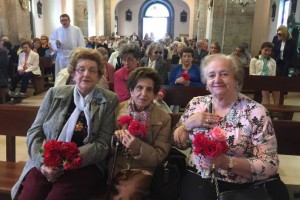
[{"x1": 0, "y1": 13, "x2": 298, "y2": 199}]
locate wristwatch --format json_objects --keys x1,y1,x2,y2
[{"x1": 228, "y1": 156, "x2": 234, "y2": 171}]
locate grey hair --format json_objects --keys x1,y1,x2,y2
[
  {"x1": 201, "y1": 54, "x2": 244, "y2": 91},
  {"x1": 145, "y1": 42, "x2": 163, "y2": 56},
  {"x1": 119, "y1": 42, "x2": 141, "y2": 59}
]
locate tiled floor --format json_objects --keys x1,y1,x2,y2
[{"x1": 1, "y1": 91, "x2": 299, "y2": 194}]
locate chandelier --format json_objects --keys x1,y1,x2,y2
[{"x1": 232, "y1": 0, "x2": 256, "y2": 12}]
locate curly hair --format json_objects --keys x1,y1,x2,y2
[
  {"x1": 67, "y1": 47, "x2": 104, "y2": 76},
  {"x1": 201, "y1": 54, "x2": 244, "y2": 91},
  {"x1": 127, "y1": 67, "x2": 161, "y2": 95}
]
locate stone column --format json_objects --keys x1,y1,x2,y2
[
  {"x1": 0, "y1": 0, "x2": 31, "y2": 45},
  {"x1": 74, "y1": 0, "x2": 88, "y2": 36},
  {"x1": 208, "y1": 0, "x2": 254, "y2": 54},
  {"x1": 103, "y1": 0, "x2": 111, "y2": 37},
  {"x1": 195, "y1": 0, "x2": 208, "y2": 40}
]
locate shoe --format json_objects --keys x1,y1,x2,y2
[
  {"x1": 8, "y1": 90, "x2": 15, "y2": 96},
  {"x1": 13, "y1": 92, "x2": 27, "y2": 98}
]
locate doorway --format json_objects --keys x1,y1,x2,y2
[{"x1": 139, "y1": 0, "x2": 174, "y2": 41}]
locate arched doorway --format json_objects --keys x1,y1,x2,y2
[{"x1": 139, "y1": 0, "x2": 174, "y2": 41}]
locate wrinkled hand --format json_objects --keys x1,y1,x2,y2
[
  {"x1": 200, "y1": 154, "x2": 229, "y2": 170},
  {"x1": 173, "y1": 127, "x2": 189, "y2": 146},
  {"x1": 40, "y1": 164, "x2": 64, "y2": 183},
  {"x1": 114, "y1": 129, "x2": 141, "y2": 155},
  {"x1": 185, "y1": 112, "x2": 220, "y2": 130}
]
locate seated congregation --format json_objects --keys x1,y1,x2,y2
[{"x1": 0, "y1": 15, "x2": 298, "y2": 198}]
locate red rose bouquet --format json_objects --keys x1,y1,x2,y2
[
  {"x1": 193, "y1": 127, "x2": 228, "y2": 158},
  {"x1": 118, "y1": 115, "x2": 147, "y2": 138},
  {"x1": 181, "y1": 72, "x2": 190, "y2": 81},
  {"x1": 193, "y1": 127, "x2": 228, "y2": 179},
  {"x1": 118, "y1": 115, "x2": 133, "y2": 127},
  {"x1": 40, "y1": 140, "x2": 83, "y2": 171}
]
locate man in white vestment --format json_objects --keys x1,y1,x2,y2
[{"x1": 50, "y1": 14, "x2": 85, "y2": 79}]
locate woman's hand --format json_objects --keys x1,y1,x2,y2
[
  {"x1": 200, "y1": 154, "x2": 229, "y2": 170},
  {"x1": 173, "y1": 126, "x2": 189, "y2": 146},
  {"x1": 40, "y1": 164, "x2": 64, "y2": 183},
  {"x1": 175, "y1": 77, "x2": 185, "y2": 85},
  {"x1": 114, "y1": 129, "x2": 141, "y2": 155},
  {"x1": 184, "y1": 112, "x2": 220, "y2": 130}
]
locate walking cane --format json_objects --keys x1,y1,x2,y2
[{"x1": 107, "y1": 136, "x2": 120, "y2": 187}]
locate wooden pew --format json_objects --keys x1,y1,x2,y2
[
  {"x1": 243, "y1": 76, "x2": 300, "y2": 105},
  {"x1": 0, "y1": 105, "x2": 39, "y2": 162},
  {"x1": 162, "y1": 76, "x2": 300, "y2": 119},
  {"x1": 162, "y1": 85, "x2": 209, "y2": 110}
]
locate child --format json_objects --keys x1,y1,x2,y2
[{"x1": 249, "y1": 42, "x2": 279, "y2": 104}]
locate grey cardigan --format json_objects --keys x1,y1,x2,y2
[{"x1": 11, "y1": 85, "x2": 118, "y2": 199}]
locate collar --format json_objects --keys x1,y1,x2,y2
[{"x1": 54, "y1": 85, "x2": 107, "y2": 105}]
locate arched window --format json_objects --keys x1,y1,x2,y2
[
  {"x1": 143, "y1": 3, "x2": 169, "y2": 41},
  {"x1": 139, "y1": 0, "x2": 174, "y2": 42}
]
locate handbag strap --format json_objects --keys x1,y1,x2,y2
[
  {"x1": 251, "y1": 177, "x2": 278, "y2": 188},
  {"x1": 213, "y1": 173, "x2": 278, "y2": 197}
]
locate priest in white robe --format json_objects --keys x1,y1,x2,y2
[{"x1": 50, "y1": 14, "x2": 85, "y2": 79}]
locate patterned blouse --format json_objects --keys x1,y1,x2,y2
[{"x1": 178, "y1": 93, "x2": 279, "y2": 183}]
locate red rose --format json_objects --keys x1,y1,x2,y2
[
  {"x1": 43, "y1": 140, "x2": 62, "y2": 152},
  {"x1": 118, "y1": 115, "x2": 133, "y2": 127},
  {"x1": 193, "y1": 134, "x2": 209, "y2": 155},
  {"x1": 44, "y1": 153, "x2": 61, "y2": 167},
  {"x1": 181, "y1": 72, "x2": 190, "y2": 81},
  {"x1": 193, "y1": 130, "x2": 228, "y2": 158},
  {"x1": 61, "y1": 142, "x2": 80, "y2": 161},
  {"x1": 128, "y1": 120, "x2": 147, "y2": 138},
  {"x1": 41, "y1": 140, "x2": 82, "y2": 170},
  {"x1": 72, "y1": 157, "x2": 83, "y2": 168},
  {"x1": 63, "y1": 161, "x2": 72, "y2": 171}
]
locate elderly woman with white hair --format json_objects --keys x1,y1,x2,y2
[{"x1": 173, "y1": 54, "x2": 289, "y2": 200}]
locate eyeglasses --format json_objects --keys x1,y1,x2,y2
[
  {"x1": 122, "y1": 57, "x2": 136, "y2": 63},
  {"x1": 76, "y1": 67, "x2": 98, "y2": 75},
  {"x1": 277, "y1": 33, "x2": 283, "y2": 36},
  {"x1": 154, "y1": 51, "x2": 162, "y2": 55}
]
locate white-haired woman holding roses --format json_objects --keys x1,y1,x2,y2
[{"x1": 173, "y1": 54, "x2": 289, "y2": 200}]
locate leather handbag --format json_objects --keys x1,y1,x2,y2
[
  {"x1": 217, "y1": 178, "x2": 277, "y2": 200},
  {"x1": 218, "y1": 185, "x2": 272, "y2": 200}
]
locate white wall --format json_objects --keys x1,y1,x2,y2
[
  {"x1": 251, "y1": 0, "x2": 271, "y2": 55},
  {"x1": 115, "y1": 0, "x2": 190, "y2": 39},
  {"x1": 115, "y1": 0, "x2": 141, "y2": 37},
  {"x1": 173, "y1": 0, "x2": 189, "y2": 39}
]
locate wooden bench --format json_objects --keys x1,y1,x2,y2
[
  {"x1": 0, "y1": 106, "x2": 299, "y2": 199},
  {"x1": 264, "y1": 104, "x2": 300, "y2": 120},
  {"x1": 162, "y1": 76, "x2": 300, "y2": 119},
  {"x1": 162, "y1": 85, "x2": 209, "y2": 112},
  {"x1": 0, "y1": 105, "x2": 39, "y2": 162}
]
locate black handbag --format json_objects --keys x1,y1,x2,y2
[
  {"x1": 180, "y1": 169, "x2": 217, "y2": 200},
  {"x1": 150, "y1": 147, "x2": 187, "y2": 200},
  {"x1": 218, "y1": 184, "x2": 272, "y2": 200},
  {"x1": 217, "y1": 178, "x2": 277, "y2": 200}
]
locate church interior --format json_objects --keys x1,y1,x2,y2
[{"x1": 0, "y1": 0, "x2": 300, "y2": 199}]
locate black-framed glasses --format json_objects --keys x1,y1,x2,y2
[{"x1": 154, "y1": 51, "x2": 162, "y2": 55}]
